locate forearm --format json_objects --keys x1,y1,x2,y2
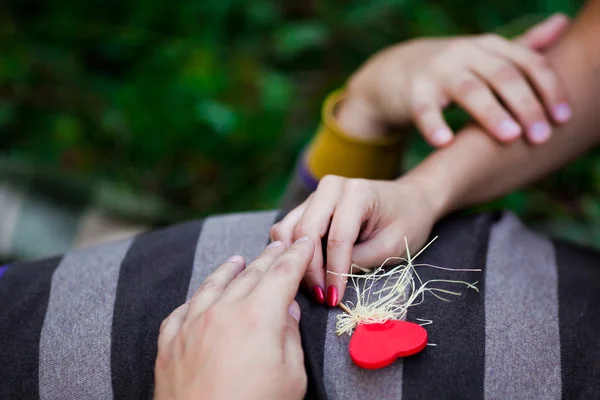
[{"x1": 407, "y1": 1, "x2": 600, "y2": 218}]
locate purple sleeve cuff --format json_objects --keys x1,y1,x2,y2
[
  {"x1": 298, "y1": 156, "x2": 320, "y2": 192},
  {"x1": 0, "y1": 265, "x2": 8, "y2": 280}
]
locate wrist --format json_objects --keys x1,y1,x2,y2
[
  {"x1": 399, "y1": 164, "x2": 456, "y2": 221},
  {"x1": 335, "y1": 94, "x2": 387, "y2": 140}
]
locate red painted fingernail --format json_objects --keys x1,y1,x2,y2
[
  {"x1": 327, "y1": 286, "x2": 338, "y2": 307},
  {"x1": 312, "y1": 286, "x2": 325, "y2": 305}
]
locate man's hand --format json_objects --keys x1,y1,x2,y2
[{"x1": 154, "y1": 239, "x2": 315, "y2": 400}]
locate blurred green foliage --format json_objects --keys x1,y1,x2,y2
[{"x1": 3, "y1": 0, "x2": 600, "y2": 246}]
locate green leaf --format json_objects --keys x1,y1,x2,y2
[
  {"x1": 195, "y1": 100, "x2": 238, "y2": 135},
  {"x1": 259, "y1": 71, "x2": 294, "y2": 111},
  {"x1": 274, "y1": 22, "x2": 329, "y2": 59}
]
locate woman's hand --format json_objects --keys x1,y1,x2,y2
[
  {"x1": 154, "y1": 238, "x2": 315, "y2": 400},
  {"x1": 338, "y1": 13, "x2": 572, "y2": 146},
  {"x1": 270, "y1": 174, "x2": 439, "y2": 306}
]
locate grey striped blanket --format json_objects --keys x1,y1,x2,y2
[{"x1": 0, "y1": 210, "x2": 599, "y2": 399}]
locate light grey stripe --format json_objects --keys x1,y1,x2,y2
[
  {"x1": 39, "y1": 238, "x2": 133, "y2": 400},
  {"x1": 187, "y1": 210, "x2": 278, "y2": 300},
  {"x1": 323, "y1": 288, "x2": 404, "y2": 399},
  {"x1": 485, "y1": 212, "x2": 561, "y2": 400}
]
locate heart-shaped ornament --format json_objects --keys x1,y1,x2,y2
[{"x1": 349, "y1": 320, "x2": 428, "y2": 369}]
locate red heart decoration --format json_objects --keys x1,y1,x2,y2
[{"x1": 349, "y1": 320, "x2": 428, "y2": 369}]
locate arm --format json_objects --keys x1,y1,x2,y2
[
  {"x1": 409, "y1": 0, "x2": 600, "y2": 219},
  {"x1": 280, "y1": 14, "x2": 572, "y2": 212}
]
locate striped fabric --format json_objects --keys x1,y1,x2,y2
[{"x1": 1, "y1": 210, "x2": 600, "y2": 399}]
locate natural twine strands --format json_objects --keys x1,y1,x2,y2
[{"x1": 330, "y1": 237, "x2": 480, "y2": 336}]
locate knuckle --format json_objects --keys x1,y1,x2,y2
[
  {"x1": 344, "y1": 178, "x2": 370, "y2": 193},
  {"x1": 481, "y1": 33, "x2": 502, "y2": 44},
  {"x1": 196, "y1": 304, "x2": 224, "y2": 332},
  {"x1": 327, "y1": 237, "x2": 348, "y2": 251},
  {"x1": 327, "y1": 230, "x2": 350, "y2": 251},
  {"x1": 481, "y1": 103, "x2": 505, "y2": 119},
  {"x1": 270, "y1": 223, "x2": 280, "y2": 238},
  {"x1": 413, "y1": 102, "x2": 435, "y2": 119},
  {"x1": 455, "y1": 77, "x2": 485, "y2": 98},
  {"x1": 320, "y1": 174, "x2": 340, "y2": 187},
  {"x1": 273, "y1": 260, "x2": 297, "y2": 279},
  {"x1": 293, "y1": 223, "x2": 310, "y2": 240},
  {"x1": 244, "y1": 264, "x2": 266, "y2": 279},
  {"x1": 198, "y1": 276, "x2": 220, "y2": 293},
  {"x1": 492, "y1": 64, "x2": 521, "y2": 83}
]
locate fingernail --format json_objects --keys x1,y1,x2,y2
[
  {"x1": 294, "y1": 236, "x2": 310, "y2": 244},
  {"x1": 497, "y1": 120, "x2": 522, "y2": 140},
  {"x1": 327, "y1": 285, "x2": 338, "y2": 307},
  {"x1": 432, "y1": 128, "x2": 453, "y2": 145},
  {"x1": 288, "y1": 303, "x2": 301, "y2": 323},
  {"x1": 312, "y1": 286, "x2": 325, "y2": 305},
  {"x1": 266, "y1": 241, "x2": 282, "y2": 249},
  {"x1": 226, "y1": 255, "x2": 243, "y2": 263},
  {"x1": 529, "y1": 121, "x2": 551, "y2": 143},
  {"x1": 553, "y1": 103, "x2": 572, "y2": 123}
]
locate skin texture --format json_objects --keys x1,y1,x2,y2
[
  {"x1": 271, "y1": 13, "x2": 574, "y2": 305},
  {"x1": 154, "y1": 239, "x2": 315, "y2": 400}
]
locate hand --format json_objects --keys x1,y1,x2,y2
[
  {"x1": 337, "y1": 13, "x2": 572, "y2": 145},
  {"x1": 270, "y1": 175, "x2": 439, "y2": 306},
  {"x1": 154, "y1": 238, "x2": 315, "y2": 400}
]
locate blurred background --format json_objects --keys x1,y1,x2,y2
[{"x1": 2, "y1": 0, "x2": 597, "y2": 262}]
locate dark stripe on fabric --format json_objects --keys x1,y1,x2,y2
[
  {"x1": 0, "y1": 256, "x2": 62, "y2": 399},
  {"x1": 402, "y1": 213, "x2": 492, "y2": 400},
  {"x1": 298, "y1": 291, "x2": 329, "y2": 400},
  {"x1": 554, "y1": 239, "x2": 600, "y2": 399},
  {"x1": 272, "y1": 209, "x2": 329, "y2": 399},
  {"x1": 111, "y1": 220, "x2": 204, "y2": 400}
]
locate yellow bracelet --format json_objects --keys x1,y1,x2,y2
[{"x1": 305, "y1": 90, "x2": 404, "y2": 181}]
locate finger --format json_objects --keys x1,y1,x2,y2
[
  {"x1": 477, "y1": 33, "x2": 572, "y2": 125},
  {"x1": 516, "y1": 13, "x2": 570, "y2": 51},
  {"x1": 271, "y1": 200, "x2": 309, "y2": 245},
  {"x1": 158, "y1": 303, "x2": 189, "y2": 353},
  {"x1": 288, "y1": 300, "x2": 301, "y2": 323},
  {"x1": 410, "y1": 78, "x2": 454, "y2": 147},
  {"x1": 251, "y1": 237, "x2": 315, "y2": 318},
  {"x1": 292, "y1": 176, "x2": 344, "y2": 302},
  {"x1": 283, "y1": 312, "x2": 304, "y2": 369},
  {"x1": 325, "y1": 180, "x2": 376, "y2": 306},
  {"x1": 470, "y1": 52, "x2": 552, "y2": 144},
  {"x1": 444, "y1": 69, "x2": 523, "y2": 141},
  {"x1": 351, "y1": 231, "x2": 403, "y2": 268},
  {"x1": 220, "y1": 241, "x2": 287, "y2": 302},
  {"x1": 184, "y1": 255, "x2": 246, "y2": 322}
]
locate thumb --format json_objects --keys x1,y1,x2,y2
[{"x1": 516, "y1": 13, "x2": 570, "y2": 50}]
